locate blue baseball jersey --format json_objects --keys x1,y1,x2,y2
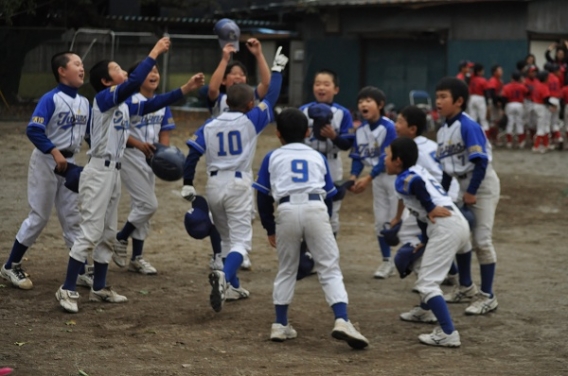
[
  {"x1": 436, "y1": 112, "x2": 491, "y2": 176},
  {"x1": 27, "y1": 84, "x2": 90, "y2": 153},
  {"x1": 187, "y1": 100, "x2": 272, "y2": 173},
  {"x1": 300, "y1": 102, "x2": 354, "y2": 154},
  {"x1": 395, "y1": 165, "x2": 453, "y2": 223},
  {"x1": 126, "y1": 92, "x2": 175, "y2": 144},
  {"x1": 253, "y1": 143, "x2": 337, "y2": 202},
  {"x1": 350, "y1": 116, "x2": 396, "y2": 167}
]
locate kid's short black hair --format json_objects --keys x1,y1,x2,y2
[
  {"x1": 390, "y1": 137, "x2": 418, "y2": 170},
  {"x1": 473, "y1": 63, "x2": 484, "y2": 75},
  {"x1": 400, "y1": 106, "x2": 427, "y2": 136},
  {"x1": 357, "y1": 86, "x2": 386, "y2": 115},
  {"x1": 491, "y1": 64, "x2": 501, "y2": 75},
  {"x1": 537, "y1": 70, "x2": 549, "y2": 83},
  {"x1": 511, "y1": 70, "x2": 522, "y2": 81},
  {"x1": 276, "y1": 108, "x2": 308, "y2": 144},
  {"x1": 224, "y1": 61, "x2": 248, "y2": 78},
  {"x1": 226, "y1": 83, "x2": 254, "y2": 111},
  {"x1": 315, "y1": 68, "x2": 340, "y2": 87},
  {"x1": 51, "y1": 51, "x2": 76, "y2": 83},
  {"x1": 89, "y1": 60, "x2": 112, "y2": 93},
  {"x1": 435, "y1": 77, "x2": 469, "y2": 111}
]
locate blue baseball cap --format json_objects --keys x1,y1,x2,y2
[
  {"x1": 54, "y1": 162, "x2": 83, "y2": 193},
  {"x1": 213, "y1": 18, "x2": 240, "y2": 52},
  {"x1": 394, "y1": 243, "x2": 425, "y2": 279},
  {"x1": 184, "y1": 195, "x2": 213, "y2": 239}
]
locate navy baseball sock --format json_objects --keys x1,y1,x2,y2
[
  {"x1": 448, "y1": 261, "x2": 458, "y2": 275},
  {"x1": 275, "y1": 304, "x2": 288, "y2": 326},
  {"x1": 79, "y1": 260, "x2": 88, "y2": 275},
  {"x1": 132, "y1": 238, "x2": 144, "y2": 260},
  {"x1": 331, "y1": 302, "x2": 348, "y2": 321},
  {"x1": 117, "y1": 221, "x2": 136, "y2": 241},
  {"x1": 427, "y1": 296, "x2": 455, "y2": 335},
  {"x1": 5, "y1": 239, "x2": 28, "y2": 269},
  {"x1": 92, "y1": 262, "x2": 108, "y2": 291},
  {"x1": 456, "y1": 252, "x2": 473, "y2": 287},
  {"x1": 209, "y1": 226, "x2": 222, "y2": 256},
  {"x1": 224, "y1": 252, "x2": 243, "y2": 288},
  {"x1": 62, "y1": 257, "x2": 84, "y2": 291},
  {"x1": 377, "y1": 236, "x2": 391, "y2": 259},
  {"x1": 480, "y1": 263, "x2": 496, "y2": 297}
]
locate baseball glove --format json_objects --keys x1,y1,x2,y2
[
  {"x1": 307, "y1": 103, "x2": 333, "y2": 141},
  {"x1": 332, "y1": 179, "x2": 355, "y2": 201},
  {"x1": 149, "y1": 143, "x2": 185, "y2": 182},
  {"x1": 380, "y1": 221, "x2": 403, "y2": 246},
  {"x1": 459, "y1": 205, "x2": 476, "y2": 231}
]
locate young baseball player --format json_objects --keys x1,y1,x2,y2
[
  {"x1": 253, "y1": 108, "x2": 369, "y2": 349},
  {"x1": 299, "y1": 69, "x2": 354, "y2": 236},
  {"x1": 348, "y1": 86, "x2": 398, "y2": 279},
  {"x1": 545, "y1": 63, "x2": 563, "y2": 148},
  {"x1": 111, "y1": 62, "x2": 205, "y2": 274},
  {"x1": 456, "y1": 60, "x2": 473, "y2": 83},
  {"x1": 531, "y1": 70, "x2": 553, "y2": 153},
  {"x1": 1, "y1": 51, "x2": 93, "y2": 290},
  {"x1": 394, "y1": 106, "x2": 460, "y2": 286},
  {"x1": 182, "y1": 48, "x2": 288, "y2": 313},
  {"x1": 435, "y1": 77, "x2": 501, "y2": 316},
  {"x1": 467, "y1": 63, "x2": 490, "y2": 139},
  {"x1": 386, "y1": 137, "x2": 470, "y2": 348},
  {"x1": 56, "y1": 37, "x2": 203, "y2": 313},
  {"x1": 523, "y1": 65, "x2": 539, "y2": 147},
  {"x1": 502, "y1": 71, "x2": 529, "y2": 148},
  {"x1": 486, "y1": 65, "x2": 504, "y2": 142}
]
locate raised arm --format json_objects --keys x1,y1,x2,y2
[
  {"x1": 246, "y1": 38, "x2": 270, "y2": 99},
  {"x1": 208, "y1": 44, "x2": 235, "y2": 102}
]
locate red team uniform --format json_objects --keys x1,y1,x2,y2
[
  {"x1": 502, "y1": 81, "x2": 529, "y2": 146},
  {"x1": 531, "y1": 80, "x2": 551, "y2": 150},
  {"x1": 467, "y1": 75, "x2": 490, "y2": 136}
]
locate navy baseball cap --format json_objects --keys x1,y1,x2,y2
[
  {"x1": 184, "y1": 195, "x2": 213, "y2": 240},
  {"x1": 213, "y1": 18, "x2": 240, "y2": 52},
  {"x1": 54, "y1": 163, "x2": 83, "y2": 193},
  {"x1": 394, "y1": 243, "x2": 425, "y2": 279}
]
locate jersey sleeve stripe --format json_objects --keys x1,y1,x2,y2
[
  {"x1": 252, "y1": 182, "x2": 270, "y2": 195},
  {"x1": 187, "y1": 139, "x2": 205, "y2": 154}
]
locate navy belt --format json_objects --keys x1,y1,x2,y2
[
  {"x1": 443, "y1": 205, "x2": 453, "y2": 211},
  {"x1": 279, "y1": 193, "x2": 321, "y2": 204},
  {"x1": 210, "y1": 171, "x2": 242, "y2": 178},
  {"x1": 456, "y1": 173, "x2": 469, "y2": 180},
  {"x1": 105, "y1": 160, "x2": 121, "y2": 170},
  {"x1": 60, "y1": 150, "x2": 74, "y2": 158}
]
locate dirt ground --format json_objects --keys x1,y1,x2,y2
[{"x1": 1, "y1": 120, "x2": 567, "y2": 376}]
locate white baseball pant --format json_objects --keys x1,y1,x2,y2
[
  {"x1": 16, "y1": 149, "x2": 81, "y2": 249},
  {"x1": 505, "y1": 102, "x2": 525, "y2": 136},
  {"x1": 273, "y1": 196, "x2": 348, "y2": 306},
  {"x1": 524, "y1": 100, "x2": 536, "y2": 130},
  {"x1": 372, "y1": 174, "x2": 399, "y2": 236},
  {"x1": 206, "y1": 171, "x2": 253, "y2": 258},
  {"x1": 468, "y1": 94, "x2": 489, "y2": 131},
  {"x1": 120, "y1": 148, "x2": 158, "y2": 240},
  {"x1": 533, "y1": 103, "x2": 550, "y2": 136},
  {"x1": 69, "y1": 157, "x2": 122, "y2": 264}
]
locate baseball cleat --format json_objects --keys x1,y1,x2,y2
[
  {"x1": 56, "y1": 286, "x2": 80, "y2": 313},
  {"x1": 331, "y1": 318, "x2": 369, "y2": 349},
  {"x1": 418, "y1": 327, "x2": 461, "y2": 347},
  {"x1": 444, "y1": 283, "x2": 478, "y2": 303},
  {"x1": 128, "y1": 256, "x2": 157, "y2": 275},
  {"x1": 225, "y1": 284, "x2": 250, "y2": 301},
  {"x1": 209, "y1": 270, "x2": 227, "y2": 312},
  {"x1": 465, "y1": 291, "x2": 498, "y2": 315},
  {"x1": 112, "y1": 238, "x2": 129, "y2": 268},
  {"x1": 400, "y1": 306, "x2": 438, "y2": 324},
  {"x1": 270, "y1": 323, "x2": 297, "y2": 342},
  {"x1": 209, "y1": 254, "x2": 223, "y2": 271},
  {"x1": 1, "y1": 262, "x2": 33, "y2": 290},
  {"x1": 76, "y1": 265, "x2": 94, "y2": 288},
  {"x1": 89, "y1": 286, "x2": 128, "y2": 303},
  {"x1": 373, "y1": 260, "x2": 395, "y2": 279}
]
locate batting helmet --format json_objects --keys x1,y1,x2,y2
[
  {"x1": 214, "y1": 18, "x2": 240, "y2": 52},
  {"x1": 307, "y1": 103, "x2": 333, "y2": 141},
  {"x1": 394, "y1": 243, "x2": 425, "y2": 279},
  {"x1": 184, "y1": 195, "x2": 213, "y2": 239},
  {"x1": 459, "y1": 205, "x2": 476, "y2": 231},
  {"x1": 380, "y1": 221, "x2": 403, "y2": 246},
  {"x1": 54, "y1": 163, "x2": 83, "y2": 193},
  {"x1": 149, "y1": 143, "x2": 185, "y2": 182}
]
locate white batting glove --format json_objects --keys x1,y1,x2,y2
[
  {"x1": 181, "y1": 185, "x2": 196, "y2": 202},
  {"x1": 271, "y1": 46, "x2": 288, "y2": 72}
]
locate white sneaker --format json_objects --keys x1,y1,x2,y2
[
  {"x1": 89, "y1": 286, "x2": 128, "y2": 303},
  {"x1": 331, "y1": 318, "x2": 369, "y2": 349},
  {"x1": 1, "y1": 262, "x2": 33, "y2": 290},
  {"x1": 112, "y1": 238, "x2": 128, "y2": 268},
  {"x1": 270, "y1": 323, "x2": 297, "y2": 342},
  {"x1": 400, "y1": 306, "x2": 438, "y2": 323},
  {"x1": 209, "y1": 270, "x2": 227, "y2": 312},
  {"x1": 373, "y1": 260, "x2": 394, "y2": 279},
  {"x1": 506, "y1": 142, "x2": 513, "y2": 149},
  {"x1": 240, "y1": 254, "x2": 252, "y2": 270},
  {"x1": 209, "y1": 254, "x2": 223, "y2": 271},
  {"x1": 76, "y1": 265, "x2": 94, "y2": 288},
  {"x1": 128, "y1": 256, "x2": 157, "y2": 275},
  {"x1": 444, "y1": 283, "x2": 478, "y2": 303},
  {"x1": 465, "y1": 291, "x2": 498, "y2": 315},
  {"x1": 225, "y1": 284, "x2": 250, "y2": 301},
  {"x1": 55, "y1": 286, "x2": 79, "y2": 313},
  {"x1": 441, "y1": 274, "x2": 459, "y2": 286},
  {"x1": 418, "y1": 327, "x2": 461, "y2": 347}
]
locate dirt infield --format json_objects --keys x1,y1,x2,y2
[{"x1": 0, "y1": 120, "x2": 567, "y2": 376}]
